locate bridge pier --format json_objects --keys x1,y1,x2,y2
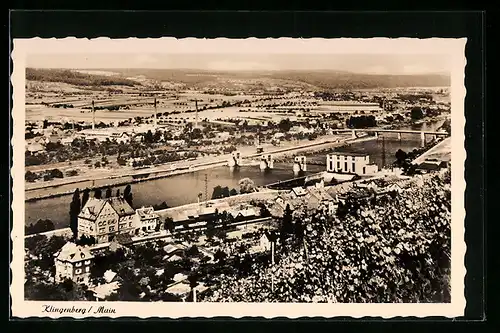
[
  {"x1": 228, "y1": 151, "x2": 242, "y2": 167},
  {"x1": 293, "y1": 156, "x2": 307, "y2": 173},
  {"x1": 260, "y1": 154, "x2": 274, "y2": 170},
  {"x1": 374, "y1": 132, "x2": 378, "y2": 139},
  {"x1": 397, "y1": 132, "x2": 402, "y2": 140},
  {"x1": 351, "y1": 130, "x2": 357, "y2": 139},
  {"x1": 420, "y1": 132, "x2": 426, "y2": 147}
]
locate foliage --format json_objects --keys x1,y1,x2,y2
[
  {"x1": 239, "y1": 178, "x2": 256, "y2": 194},
  {"x1": 346, "y1": 115, "x2": 377, "y2": 128},
  {"x1": 204, "y1": 172, "x2": 452, "y2": 303},
  {"x1": 26, "y1": 68, "x2": 138, "y2": 87},
  {"x1": 411, "y1": 107, "x2": 424, "y2": 120},
  {"x1": 69, "y1": 189, "x2": 81, "y2": 239},
  {"x1": 25, "y1": 219, "x2": 55, "y2": 235}
]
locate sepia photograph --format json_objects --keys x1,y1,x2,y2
[{"x1": 10, "y1": 37, "x2": 466, "y2": 318}]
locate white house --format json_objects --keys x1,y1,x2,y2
[
  {"x1": 54, "y1": 242, "x2": 94, "y2": 284},
  {"x1": 326, "y1": 153, "x2": 378, "y2": 175}
]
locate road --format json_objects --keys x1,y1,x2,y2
[{"x1": 412, "y1": 137, "x2": 451, "y2": 165}]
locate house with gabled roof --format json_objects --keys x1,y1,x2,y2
[
  {"x1": 54, "y1": 242, "x2": 94, "y2": 284},
  {"x1": 78, "y1": 197, "x2": 136, "y2": 244},
  {"x1": 134, "y1": 206, "x2": 160, "y2": 234}
]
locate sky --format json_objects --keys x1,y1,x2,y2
[{"x1": 26, "y1": 53, "x2": 451, "y2": 75}]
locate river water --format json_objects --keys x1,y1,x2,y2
[{"x1": 25, "y1": 119, "x2": 445, "y2": 229}]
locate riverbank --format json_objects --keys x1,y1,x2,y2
[
  {"x1": 25, "y1": 134, "x2": 368, "y2": 202},
  {"x1": 25, "y1": 189, "x2": 281, "y2": 237}
]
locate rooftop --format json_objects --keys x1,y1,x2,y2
[
  {"x1": 55, "y1": 242, "x2": 94, "y2": 263},
  {"x1": 79, "y1": 197, "x2": 135, "y2": 220},
  {"x1": 327, "y1": 151, "x2": 370, "y2": 157}
]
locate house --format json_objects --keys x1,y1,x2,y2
[
  {"x1": 229, "y1": 207, "x2": 258, "y2": 221},
  {"x1": 77, "y1": 197, "x2": 136, "y2": 244},
  {"x1": 291, "y1": 187, "x2": 308, "y2": 198},
  {"x1": 216, "y1": 132, "x2": 231, "y2": 140},
  {"x1": 61, "y1": 136, "x2": 77, "y2": 145},
  {"x1": 173, "y1": 272, "x2": 188, "y2": 283},
  {"x1": 91, "y1": 282, "x2": 121, "y2": 300},
  {"x1": 163, "y1": 243, "x2": 186, "y2": 257},
  {"x1": 275, "y1": 196, "x2": 295, "y2": 211},
  {"x1": 103, "y1": 269, "x2": 121, "y2": 283},
  {"x1": 305, "y1": 187, "x2": 336, "y2": 211},
  {"x1": 259, "y1": 231, "x2": 278, "y2": 251},
  {"x1": 134, "y1": 206, "x2": 160, "y2": 234},
  {"x1": 26, "y1": 142, "x2": 44, "y2": 154},
  {"x1": 54, "y1": 242, "x2": 94, "y2": 284}
]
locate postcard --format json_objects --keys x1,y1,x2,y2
[{"x1": 11, "y1": 37, "x2": 466, "y2": 318}]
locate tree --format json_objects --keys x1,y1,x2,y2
[
  {"x1": 411, "y1": 107, "x2": 424, "y2": 120},
  {"x1": 214, "y1": 250, "x2": 227, "y2": 265},
  {"x1": 94, "y1": 188, "x2": 102, "y2": 199},
  {"x1": 211, "y1": 185, "x2": 223, "y2": 199},
  {"x1": 280, "y1": 204, "x2": 293, "y2": 244},
  {"x1": 69, "y1": 189, "x2": 81, "y2": 239},
  {"x1": 221, "y1": 187, "x2": 230, "y2": 198},
  {"x1": 278, "y1": 118, "x2": 292, "y2": 132},
  {"x1": 124, "y1": 184, "x2": 133, "y2": 206},
  {"x1": 164, "y1": 217, "x2": 174, "y2": 233},
  {"x1": 144, "y1": 130, "x2": 154, "y2": 144},
  {"x1": 186, "y1": 245, "x2": 200, "y2": 257},
  {"x1": 81, "y1": 188, "x2": 90, "y2": 208},
  {"x1": 105, "y1": 187, "x2": 112, "y2": 198},
  {"x1": 229, "y1": 188, "x2": 238, "y2": 196},
  {"x1": 239, "y1": 178, "x2": 256, "y2": 194},
  {"x1": 25, "y1": 170, "x2": 38, "y2": 182},
  {"x1": 395, "y1": 149, "x2": 408, "y2": 165}
]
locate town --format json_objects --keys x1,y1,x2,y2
[{"x1": 24, "y1": 67, "x2": 452, "y2": 303}]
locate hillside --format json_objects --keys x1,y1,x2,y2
[
  {"x1": 113, "y1": 68, "x2": 450, "y2": 90},
  {"x1": 26, "y1": 68, "x2": 140, "y2": 87},
  {"x1": 267, "y1": 70, "x2": 450, "y2": 90},
  {"x1": 26, "y1": 68, "x2": 451, "y2": 91}
]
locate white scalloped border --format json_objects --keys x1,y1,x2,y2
[{"x1": 11, "y1": 37, "x2": 467, "y2": 319}]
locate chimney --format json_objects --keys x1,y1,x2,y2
[
  {"x1": 154, "y1": 98, "x2": 157, "y2": 129},
  {"x1": 92, "y1": 100, "x2": 95, "y2": 130},
  {"x1": 195, "y1": 100, "x2": 199, "y2": 129}
]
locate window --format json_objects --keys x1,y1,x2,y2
[
  {"x1": 75, "y1": 262, "x2": 82, "y2": 267},
  {"x1": 344, "y1": 162, "x2": 348, "y2": 171},
  {"x1": 85, "y1": 267, "x2": 90, "y2": 273},
  {"x1": 99, "y1": 228, "x2": 105, "y2": 233},
  {"x1": 109, "y1": 226, "x2": 115, "y2": 232},
  {"x1": 75, "y1": 268, "x2": 82, "y2": 274},
  {"x1": 337, "y1": 161, "x2": 340, "y2": 170},
  {"x1": 352, "y1": 163, "x2": 356, "y2": 173},
  {"x1": 363, "y1": 167, "x2": 366, "y2": 174},
  {"x1": 329, "y1": 161, "x2": 333, "y2": 171},
  {"x1": 84, "y1": 260, "x2": 91, "y2": 265}
]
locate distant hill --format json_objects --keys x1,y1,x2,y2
[
  {"x1": 26, "y1": 68, "x2": 139, "y2": 87},
  {"x1": 27, "y1": 67, "x2": 450, "y2": 91},
  {"x1": 112, "y1": 68, "x2": 450, "y2": 90},
  {"x1": 266, "y1": 70, "x2": 450, "y2": 90}
]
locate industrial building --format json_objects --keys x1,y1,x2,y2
[{"x1": 326, "y1": 152, "x2": 378, "y2": 175}]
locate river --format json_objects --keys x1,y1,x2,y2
[{"x1": 25, "y1": 119, "x2": 445, "y2": 229}]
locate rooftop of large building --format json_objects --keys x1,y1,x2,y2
[
  {"x1": 327, "y1": 152, "x2": 370, "y2": 157},
  {"x1": 55, "y1": 242, "x2": 94, "y2": 263},
  {"x1": 79, "y1": 197, "x2": 135, "y2": 221}
]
